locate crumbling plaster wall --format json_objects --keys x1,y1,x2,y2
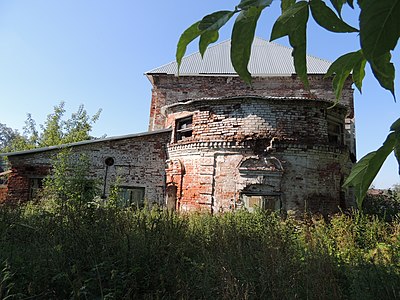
[
  {"x1": 165, "y1": 97, "x2": 352, "y2": 214},
  {"x1": 4, "y1": 131, "x2": 170, "y2": 204},
  {"x1": 164, "y1": 97, "x2": 346, "y2": 145},
  {"x1": 167, "y1": 144, "x2": 351, "y2": 214}
]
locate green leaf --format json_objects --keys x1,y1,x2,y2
[
  {"x1": 231, "y1": 6, "x2": 262, "y2": 84},
  {"x1": 344, "y1": 132, "x2": 397, "y2": 209},
  {"x1": 390, "y1": 117, "x2": 400, "y2": 132},
  {"x1": 198, "y1": 11, "x2": 235, "y2": 32},
  {"x1": 281, "y1": 0, "x2": 296, "y2": 12},
  {"x1": 271, "y1": 2, "x2": 309, "y2": 40},
  {"x1": 271, "y1": 1, "x2": 310, "y2": 87},
  {"x1": 395, "y1": 143, "x2": 400, "y2": 175},
  {"x1": 199, "y1": 30, "x2": 219, "y2": 58},
  {"x1": 329, "y1": 0, "x2": 347, "y2": 17},
  {"x1": 197, "y1": 10, "x2": 236, "y2": 59},
  {"x1": 238, "y1": 0, "x2": 272, "y2": 9},
  {"x1": 352, "y1": 56, "x2": 366, "y2": 93},
  {"x1": 310, "y1": 0, "x2": 358, "y2": 32},
  {"x1": 176, "y1": 22, "x2": 202, "y2": 72},
  {"x1": 370, "y1": 52, "x2": 395, "y2": 97},
  {"x1": 359, "y1": 0, "x2": 400, "y2": 61},
  {"x1": 347, "y1": 0, "x2": 354, "y2": 9},
  {"x1": 325, "y1": 50, "x2": 365, "y2": 99},
  {"x1": 393, "y1": 119, "x2": 400, "y2": 175}
]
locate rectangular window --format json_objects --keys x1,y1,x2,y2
[
  {"x1": 241, "y1": 194, "x2": 281, "y2": 212},
  {"x1": 175, "y1": 116, "x2": 193, "y2": 142},
  {"x1": 327, "y1": 117, "x2": 344, "y2": 145},
  {"x1": 29, "y1": 178, "x2": 44, "y2": 200},
  {"x1": 119, "y1": 186, "x2": 145, "y2": 208}
]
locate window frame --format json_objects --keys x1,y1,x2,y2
[
  {"x1": 118, "y1": 186, "x2": 145, "y2": 208},
  {"x1": 327, "y1": 115, "x2": 344, "y2": 145},
  {"x1": 29, "y1": 177, "x2": 45, "y2": 200},
  {"x1": 175, "y1": 116, "x2": 193, "y2": 142},
  {"x1": 240, "y1": 193, "x2": 281, "y2": 212}
]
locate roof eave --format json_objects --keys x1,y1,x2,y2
[{"x1": 1, "y1": 128, "x2": 172, "y2": 157}]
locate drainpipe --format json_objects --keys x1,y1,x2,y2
[{"x1": 101, "y1": 157, "x2": 115, "y2": 199}]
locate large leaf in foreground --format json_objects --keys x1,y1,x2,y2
[
  {"x1": 231, "y1": 6, "x2": 263, "y2": 84},
  {"x1": 238, "y1": 0, "x2": 272, "y2": 9},
  {"x1": 370, "y1": 52, "x2": 396, "y2": 97},
  {"x1": 198, "y1": 11, "x2": 235, "y2": 57},
  {"x1": 329, "y1": 0, "x2": 347, "y2": 16},
  {"x1": 359, "y1": 0, "x2": 400, "y2": 61},
  {"x1": 199, "y1": 31, "x2": 219, "y2": 58},
  {"x1": 198, "y1": 11, "x2": 235, "y2": 32},
  {"x1": 391, "y1": 118, "x2": 400, "y2": 175},
  {"x1": 344, "y1": 119, "x2": 400, "y2": 209},
  {"x1": 325, "y1": 50, "x2": 366, "y2": 99},
  {"x1": 176, "y1": 22, "x2": 202, "y2": 72},
  {"x1": 281, "y1": 0, "x2": 296, "y2": 12},
  {"x1": 310, "y1": 0, "x2": 358, "y2": 33},
  {"x1": 271, "y1": 1, "x2": 309, "y2": 87}
]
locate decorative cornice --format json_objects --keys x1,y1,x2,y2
[{"x1": 167, "y1": 140, "x2": 347, "y2": 154}]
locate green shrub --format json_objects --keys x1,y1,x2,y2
[{"x1": 0, "y1": 202, "x2": 399, "y2": 299}]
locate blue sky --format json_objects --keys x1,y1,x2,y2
[{"x1": 0, "y1": 1, "x2": 398, "y2": 188}]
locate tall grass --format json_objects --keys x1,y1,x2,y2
[{"x1": 0, "y1": 202, "x2": 399, "y2": 299}]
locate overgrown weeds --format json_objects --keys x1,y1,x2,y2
[{"x1": 0, "y1": 202, "x2": 399, "y2": 299}]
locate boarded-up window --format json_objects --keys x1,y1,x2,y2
[
  {"x1": 241, "y1": 194, "x2": 281, "y2": 212},
  {"x1": 166, "y1": 185, "x2": 177, "y2": 210},
  {"x1": 176, "y1": 116, "x2": 193, "y2": 142},
  {"x1": 119, "y1": 186, "x2": 145, "y2": 208}
]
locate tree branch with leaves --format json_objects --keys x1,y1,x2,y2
[
  {"x1": 177, "y1": 0, "x2": 400, "y2": 208},
  {"x1": 0, "y1": 102, "x2": 102, "y2": 153}
]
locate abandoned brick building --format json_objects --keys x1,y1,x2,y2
[{"x1": 0, "y1": 37, "x2": 356, "y2": 214}]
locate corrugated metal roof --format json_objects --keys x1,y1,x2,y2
[{"x1": 146, "y1": 37, "x2": 331, "y2": 76}]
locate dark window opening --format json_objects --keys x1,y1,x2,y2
[
  {"x1": 175, "y1": 116, "x2": 193, "y2": 142},
  {"x1": 119, "y1": 186, "x2": 145, "y2": 208},
  {"x1": 29, "y1": 178, "x2": 44, "y2": 200},
  {"x1": 166, "y1": 185, "x2": 177, "y2": 210},
  {"x1": 328, "y1": 119, "x2": 344, "y2": 145}
]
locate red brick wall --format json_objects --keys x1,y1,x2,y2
[
  {"x1": 0, "y1": 186, "x2": 8, "y2": 203},
  {"x1": 5, "y1": 165, "x2": 49, "y2": 203}
]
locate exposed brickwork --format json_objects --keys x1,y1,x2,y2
[
  {"x1": 165, "y1": 97, "x2": 346, "y2": 145},
  {"x1": 3, "y1": 72, "x2": 355, "y2": 215},
  {"x1": 5, "y1": 165, "x2": 49, "y2": 204},
  {"x1": 4, "y1": 131, "x2": 171, "y2": 205},
  {"x1": 148, "y1": 75, "x2": 354, "y2": 131},
  {"x1": 167, "y1": 142, "x2": 351, "y2": 214},
  {"x1": 0, "y1": 186, "x2": 7, "y2": 203},
  {"x1": 160, "y1": 76, "x2": 355, "y2": 215}
]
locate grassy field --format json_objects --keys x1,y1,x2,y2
[{"x1": 0, "y1": 199, "x2": 399, "y2": 299}]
